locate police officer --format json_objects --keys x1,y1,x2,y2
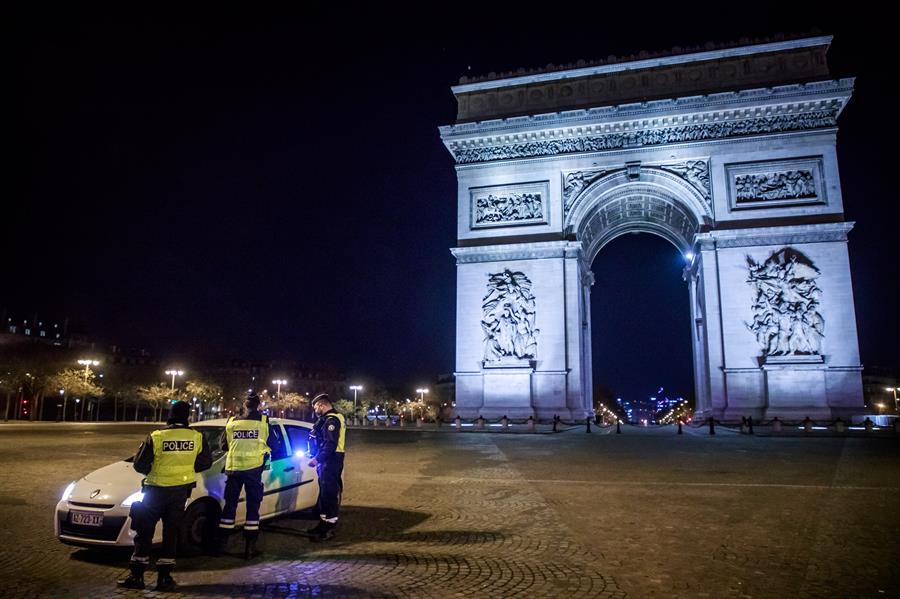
[
  {"x1": 218, "y1": 392, "x2": 274, "y2": 558},
  {"x1": 118, "y1": 400, "x2": 212, "y2": 591},
  {"x1": 307, "y1": 393, "x2": 345, "y2": 541}
]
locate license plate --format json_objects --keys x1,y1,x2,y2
[{"x1": 70, "y1": 510, "x2": 104, "y2": 526}]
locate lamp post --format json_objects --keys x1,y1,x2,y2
[
  {"x1": 77, "y1": 359, "x2": 99, "y2": 382},
  {"x1": 886, "y1": 387, "x2": 899, "y2": 413},
  {"x1": 350, "y1": 384, "x2": 362, "y2": 412},
  {"x1": 272, "y1": 379, "x2": 287, "y2": 399},
  {"x1": 416, "y1": 388, "x2": 428, "y2": 402},
  {"x1": 165, "y1": 369, "x2": 184, "y2": 393},
  {"x1": 77, "y1": 359, "x2": 99, "y2": 422}
]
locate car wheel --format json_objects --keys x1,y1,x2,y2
[{"x1": 179, "y1": 500, "x2": 219, "y2": 555}]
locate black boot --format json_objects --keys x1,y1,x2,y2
[
  {"x1": 211, "y1": 527, "x2": 230, "y2": 556},
  {"x1": 243, "y1": 532, "x2": 261, "y2": 560},
  {"x1": 306, "y1": 518, "x2": 328, "y2": 536},
  {"x1": 117, "y1": 562, "x2": 146, "y2": 589},
  {"x1": 155, "y1": 565, "x2": 177, "y2": 592},
  {"x1": 310, "y1": 521, "x2": 336, "y2": 542}
]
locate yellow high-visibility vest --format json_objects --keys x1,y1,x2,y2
[
  {"x1": 225, "y1": 415, "x2": 270, "y2": 471},
  {"x1": 320, "y1": 412, "x2": 346, "y2": 453},
  {"x1": 145, "y1": 427, "x2": 202, "y2": 487}
]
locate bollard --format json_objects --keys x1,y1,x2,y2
[
  {"x1": 708, "y1": 416, "x2": 716, "y2": 436},
  {"x1": 552, "y1": 415, "x2": 559, "y2": 433},
  {"x1": 616, "y1": 420, "x2": 622, "y2": 434},
  {"x1": 527, "y1": 416, "x2": 535, "y2": 432},
  {"x1": 772, "y1": 416, "x2": 782, "y2": 433},
  {"x1": 477, "y1": 416, "x2": 485, "y2": 430},
  {"x1": 834, "y1": 418, "x2": 845, "y2": 434},
  {"x1": 585, "y1": 416, "x2": 591, "y2": 433},
  {"x1": 417, "y1": 417, "x2": 423, "y2": 428},
  {"x1": 400, "y1": 415, "x2": 405, "y2": 428},
  {"x1": 864, "y1": 417, "x2": 874, "y2": 433},
  {"x1": 747, "y1": 416, "x2": 754, "y2": 435},
  {"x1": 455, "y1": 415, "x2": 462, "y2": 431},
  {"x1": 677, "y1": 420, "x2": 683, "y2": 435},
  {"x1": 501, "y1": 415, "x2": 509, "y2": 431},
  {"x1": 740, "y1": 416, "x2": 748, "y2": 434},
  {"x1": 803, "y1": 416, "x2": 813, "y2": 433}
]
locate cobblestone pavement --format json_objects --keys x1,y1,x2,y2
[{"x1": 0, "y1": 422, "x2": 897, "y2": 598}]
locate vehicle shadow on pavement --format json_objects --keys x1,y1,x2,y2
[
  {"x1": 174, "y1": 505, "x2": 435, "y2": 571},
  {"x1": 63, "y1": 505, "x2": 497, "y2": 575}
]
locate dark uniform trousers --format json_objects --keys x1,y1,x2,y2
[
  {"x1": 221, "y1": 465, "x2": 265, "y2": 532},
  {"x1": 317, "y1": 453, "x2": 344, "y2": 520},
  {"x1": 130, "y1": 485, "x2": 191, "y2": 566}
]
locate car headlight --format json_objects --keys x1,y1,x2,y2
[
  {"x1": 61, "y1": 481, "x2": 76, "y2": 502},
  {"x1": 121, "y1": 491, "x2": 144, "y2": 507}
]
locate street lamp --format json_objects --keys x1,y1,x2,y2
[
  {"x1": 165, "y1": 369, "x2": 184, "y2": 392},
  {"x1": 272, "y1": 379, "x2": 288, "y2": 399},
  {"x1": 350, "y1": 385, "x2": 363, "y2": 412},
  {"x1": 416, "y1": 388, "x2": 428, "y2": 402},
  {"x1": 77, "y1": 359, "x2": 99, "y2": 382},
  {"x1": 75, "y1": 360, "x2": 99, "y2": 421},
  {"x1": 885, "y1": 387, "x2": 899, "y2": 413}
]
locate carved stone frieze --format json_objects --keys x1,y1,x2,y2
[
  {"x1": 655, "y1": 159, "x2": 711, "y2": 203},
  {"x1": 745, "y1": 247, "x2": 824, "y2": 357},
  {"x1": 449, "y1": 110, "x2": 838, "y2": 164},
  {"x1": 471, "y1": 182, "x2": 548, "y2": 229},
  {"x1": 562, "y1": 168, "x2": 620, "y2": 213},
  {"x1": 481, "y1": 270, "x2": 539, "y2": 362},
  {"x1": 725, "y1": 157, "x2": 825, "y2": 210},
  {"x1": 735, "y1": 170, "x2": 815, "y2": 203}
]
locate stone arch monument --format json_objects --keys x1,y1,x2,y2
[{"x1": 440, "y1": 36, "x2": 864, "y2": 421}]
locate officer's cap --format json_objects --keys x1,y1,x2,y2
[
  {"x1": 311, "y1": 393, "x2": 331, "y2": 407},
  {"x1": 246, "y1": 392, "x2": 261, "y2": 408}
]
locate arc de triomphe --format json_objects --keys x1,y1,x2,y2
[{"x1": 440, "y1": 36, "x2": 864, "y2": 421}]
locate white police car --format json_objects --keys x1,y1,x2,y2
[{"x1": 55, "y1": 418, "x2": 318, "y2": 549}]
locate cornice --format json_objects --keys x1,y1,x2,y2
[
  {"x1": 440, "y1": 79, "x2": 853, "y2": 142},
  {"x1": 451, "y1": 241, "x2": 584, "y2": 264},
  {"x1": 696, "y1": 221, "x2": 854, "y2": 249}
]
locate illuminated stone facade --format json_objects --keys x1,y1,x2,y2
[{"x1": 441, "y1": 36, "x2": 864, "y2": 420}]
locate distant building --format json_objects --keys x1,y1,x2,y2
[{"x1": 862, "y1": 367, "x2": 899, "y2": 414}]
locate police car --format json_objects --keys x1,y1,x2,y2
[{"x1": 55, "y1": 418, "x2": 318, "y2": 549}]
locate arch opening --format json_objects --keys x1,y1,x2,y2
[{"x1": 589, "y1": 233, "x2": 695, "y2": 423}]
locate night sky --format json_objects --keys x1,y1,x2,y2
[{"x1": 9, "y1": 8, "x2": 898, "y2": 398}]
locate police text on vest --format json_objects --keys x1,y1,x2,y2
[{"x1": 162, "y1": 440, "x2": 195, "y2": 451}]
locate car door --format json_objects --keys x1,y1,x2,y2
[
  {"x1": 260, "y1": 421, "x2": 302, "y2": 517},
  {"x1": 283, "y1": 423, "x2": 319, "y2": 511}
]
